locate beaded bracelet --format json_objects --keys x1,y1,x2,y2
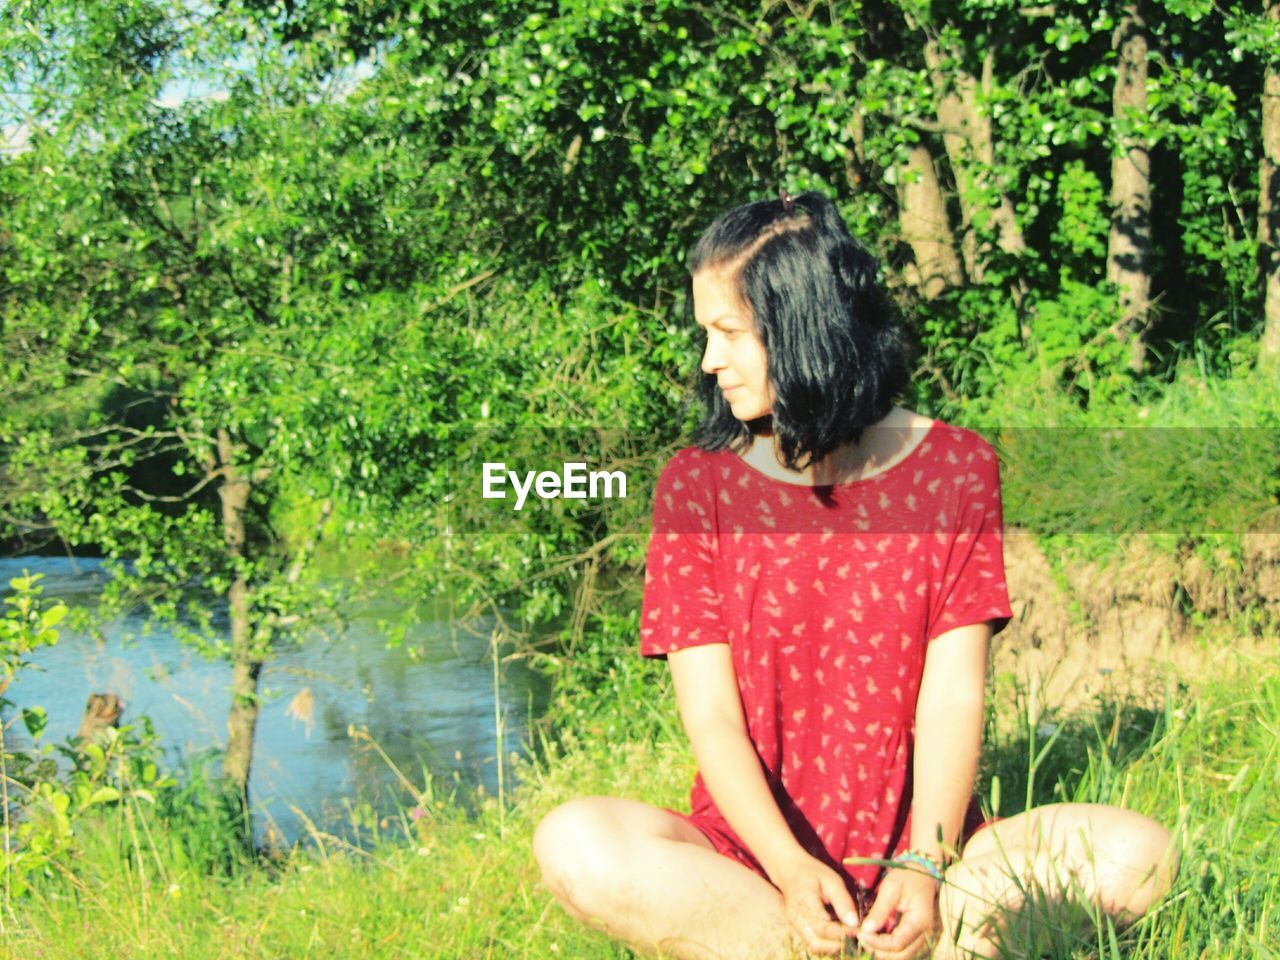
[{"x1": 891, "y1": 849, "x2": 945, "y2": 882}]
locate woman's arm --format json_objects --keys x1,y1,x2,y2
[
  {"x1": 858, "y1": 620, "x2": 991, "y2": 959},
  {"x1": 910, "y1": 620, "x2": 989, "y2": 861},
  {"x1": 667, "y1": 642, "x2": 860, "y2": 954}
]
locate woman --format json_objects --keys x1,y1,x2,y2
[{"x1": 534, "y1": 192, "x2": 1176, "y2": 959}]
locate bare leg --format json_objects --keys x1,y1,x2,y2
[
  {"x1": 534, "y1": 797, "x2": 810, "y2": 960},
  {"x1": 934, "y1": 803, "x2": 1178, "y2": 959}
]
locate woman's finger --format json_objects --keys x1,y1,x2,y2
[
  {"x1": 788, "y1": 889, "x2": 849, "y2": 954},
  {"x1": 859, "y1": 876, "x2": 902, "y2": 940},
  {"x1": 860, "y1": 909, "x2": 929, "y2": 959},
  {"x1": 860, "y1": 917, "x2": 924, "y2": 956},
  {"x1": 789, "y1": 915, "x2": 846, "y2": 956},
  {"x1": 860, "y1": 886, "x2": 936, "y2": 957},
  {"x1": 864, "y1": 929, "x2": 927, "y2": 960},
  {"x1": 818, "y1": 870, "x2": 861, "y2": 929}
]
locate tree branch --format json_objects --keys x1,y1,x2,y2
[{"x1": 120, "y1": 468, "x2": 227, "y2": 503}]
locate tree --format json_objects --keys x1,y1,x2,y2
[
  {"x1": 921, "y1": 33, "x2": 1026, "y2": 284},
  {"x1": 1260, "y1": 0, "x2": 1280, "y2": 365},
  {"x1": 1106, "y1": 0, "x2": 1154, "y2": 373},
  {"x1": 1, "y1": 0, "x2": 693, "y2": 823},
  {"x1": 0, "y1": 0, "x2": 456, "y2": 819},
  {"x1": 897, "y1": 141, "x2": 965, "y2": 298}
]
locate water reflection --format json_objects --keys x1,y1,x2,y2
[{"x1": 0, "y1": 556, "x2": 550, "y2": 844}]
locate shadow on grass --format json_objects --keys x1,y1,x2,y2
[
  {"x1": 951, "y1": 684, "x2": 1185, "y2": 959},
  {"x1": 977, "y1": 680, "x2": 1179, "y2": 817}
]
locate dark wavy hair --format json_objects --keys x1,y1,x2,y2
[{"x1": 688, "y1": 191, "x2": 912, "y2": 470}]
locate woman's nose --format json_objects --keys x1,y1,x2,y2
[{"x1": 701, "y1": 336, "x2": 723, "y2": 374}]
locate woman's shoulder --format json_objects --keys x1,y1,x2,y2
[
  {"x1": 658, "y1": 445, "x2": 736, "y2": 480},
  {"x1": 905, "y1": 417, "x2": 1003, "y2": 512},
  {"x1": 649, "y1": 446, "x2": 732, "y2": 531},
  {"x1": 907, "y1": 413, "x2": 998, "y2": 464},
  {"x1": 652, "y1": 445, "x2": 732, "y2": 503}
]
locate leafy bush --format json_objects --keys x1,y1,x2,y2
[{"x1": 0, "y1": 573, "x2": 175, "y2": 900}]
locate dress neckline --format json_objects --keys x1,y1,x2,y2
[{"x1": 728, "y1": 419, "x2": 939, "y2": 490}]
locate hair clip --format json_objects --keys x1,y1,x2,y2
[{"x1": 779, "y1": 189, "x2": 795, "y2": 213}]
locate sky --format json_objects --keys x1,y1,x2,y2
[{"x1": 1, "y1": 6, "x2": 379, "y2": 157}]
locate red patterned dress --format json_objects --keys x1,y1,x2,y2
[{"x1": 639, "y1": 420, "x2": 1012, "y2": 899}]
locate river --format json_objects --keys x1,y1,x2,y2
[{"x1": 0, "y1": 556, "x2": 551, "y2": 845}]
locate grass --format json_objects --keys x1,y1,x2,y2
[
  {"x1": 0, "y1": 732, "x2": 693, "y2": 960},
  {"x1": 979, "y1": 365, "x2": 1280, "y2": 567},
  {"x1": 0, "y1": 632, "x2": 1275, "y2": 959}
]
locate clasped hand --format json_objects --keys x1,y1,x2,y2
[
  {"x1": 856, "y1": 865, "x2": 940, "y2": 960},
  {"x1": 770, "y1": 852, "x2": 861, "y2": 956},
  {"x1": 771, "y1": 852, "x2": 939, "y2": 959}
]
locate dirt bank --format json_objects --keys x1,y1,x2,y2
[{"x1": 994, "y1": 531, "x2": 1280, "y2": 707}]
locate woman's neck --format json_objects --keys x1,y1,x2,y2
[{"x1": 740, "y1": 407, "x2": 934, "y2": 487}]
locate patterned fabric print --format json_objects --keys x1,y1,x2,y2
[{"x1": 639, "y1": 421, "x2": 1012, "y2": 894}]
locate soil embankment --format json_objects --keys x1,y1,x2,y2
[{"x1": 994, "y1": 531, "x2": 1280, "y2": 706}]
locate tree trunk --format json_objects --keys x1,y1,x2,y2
[
  {"x1": 923, "y1": 42, "x2": 1026, "y2": 284},
  {"x1": 1106, "y1": 1, "x2": 1153, "y2": 373},
  {"x1": 1259, "y1": 0, "x2": 1280, "y2": 366},
  {"x1": 75, "y1": 693, "x2": 124, "y2": 742},
  {"x1": 217, "y1": 428, "x2": 261, "y2": 820},
  {"x1": 842, "y1": 108, "x2": 867, "y2": 195},
  {"x1": 898, "y1": 143, "x2": 964, "y2": 299}
]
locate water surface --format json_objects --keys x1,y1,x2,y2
[{"x1": 1, "y1": 556, "x2": 550, "y2": 844}]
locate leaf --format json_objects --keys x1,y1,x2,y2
[
  {"x1": 86, "y1": 786, "x2": 122, "y2": 806},
  {"x1": 22, "y1": 706, "x2": 48, "y2": 740},
  {"x1": 39, "y1": 603, "x2": 67, "y2": 630},
  {"x1": 45, "y1": 786, "x2": 71, "y2": 817}
]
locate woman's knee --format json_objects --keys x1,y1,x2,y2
[
  {"x1": 1091, "y1": 811, "x2": 1178, "y2": 917},
  {"x1": 943, "y1": 804, "x2": 1178, "y2": 937},
  {"x1": 1030, "y1": 804, "x2": 1177, "y2": 913},
  {"x1": 533, "y1": 797, "x2": 630, "y2": 910}
]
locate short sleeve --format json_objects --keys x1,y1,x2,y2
[
  {"x1": 639, "y1": 451, "x2": 727, "y2": 658},
  {"x1": 926, "y1": 435, "x2": 1013, "y2": 642}
]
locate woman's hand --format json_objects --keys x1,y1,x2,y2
[
  {"x1": 768, "y1": 852, "x2": 861, "y2": 956},
  {"x1": 857, "y1": 867, "x2": 940, "y2": 959}
]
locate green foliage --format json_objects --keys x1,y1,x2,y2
[
  {"x1": 1053, "y1": 161, "x2": 1110, "y2": 264},
  {"x1": 0, "y1": 574, "x2": 175, "y2": 901},
  {"x1": 0, "y1": 572, "x2": 66, "y2": 673},
  {"x1": 991, "y1": 361, "x2": 1279, "y2": 513},
  {"x1": 530, "y1": 579, "x2": 683, "y2": 747}
]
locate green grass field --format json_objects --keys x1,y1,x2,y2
[{"x1": 1, "y1": 634, "x2": 1274, "y2": 960}]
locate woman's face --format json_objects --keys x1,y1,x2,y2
[{"x1": 693, "y1": 269, "x2": 773, "y2": 421}]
